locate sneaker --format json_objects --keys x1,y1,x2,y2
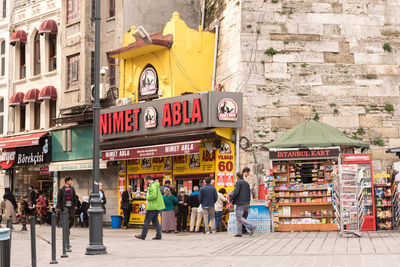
[
  {"x1": 234, "y1": 234, "x2": 242, "y2": 237},
  {"x1": 249, "y1": 226, "x2": 257, "y2": 237},
  {"x1": 123, "y1": 226, "x2": 128, "y2": 229},
  {"x1": 134, "y1": 235, "x2": 145, "y2": 240},
  {"x1": 212, "y1": 230, "x2": 216, "y2": 234},
  {"x1": 152, "y1": 237, "x2": 162, "y2": 240},
  {"x1": 205, "y1": 231, "x2": 210, "y2": 235}
]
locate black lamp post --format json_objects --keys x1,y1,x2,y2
[{"x1": 86, "y1": 0, "x2": 106, "y2": 255}]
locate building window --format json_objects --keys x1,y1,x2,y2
[
  {"x1": 0, "y1": 41, "x2": 5, "y2": 76},
  {"x1": 34, "y1": 102, "x2": 40, "y2": 130},
  {"x1": 2, "y1": 0, "x2": 5, "y2": 18},
  {"x1": 108, "y1": 56, "x2": 115, "y2": 87},
  {"x1": 49, "y1": 100, "x2": 56, "y2": 127},
  {"x1": 20, "y1": 43, "x2": 26, "y2": 79},
  {"x1": 67, "y1": 54, "x2": 79, "y2": 89},
  {"x1": 20, "y1": 105, "x2": 26, "y2": 132},
  {"x1": 49, "y1": 34, "x2": 56, "y2": 71},
  {"x1": 67, "y1": 0, "x2": 79, "y2": 24},
  {"x1": 33, "y1": 32, "x2": 40, "y2": 75},
  {"x1": 0, "y1": 98, "x2": 4, "y2": 135},
  {"x1": 90, "y1": 51, "x2": 94, "y2": 85},
  {"x1": 109, "y1": 0, "x2": 115, "y2": 17}
]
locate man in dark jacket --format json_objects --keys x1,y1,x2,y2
[
  {"x1": 121, "y1": 185, "x2": 133, "y2": 229},
  {"x1": 189, "y1": 186, "x2": 201, "y2": 232},
  {"x1": 176, "y1": 188, "x2": 190, "y2": 232},
  {"x1": 56, "y1": 177, "x2": 77, "y2": 228},
  {"x1": 199, "y1": 177, "x2": 218, "y2": 234},
  {"x1": 230, "y1": 172, "x2": 256, "y2": 237}
]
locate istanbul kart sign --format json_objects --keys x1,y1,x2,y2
[{"x1": 100, "y1": 91, "x2": 243, "y2": 140}]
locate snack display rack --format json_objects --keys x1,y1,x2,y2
[
  {"x1": 336, "y1": 164, "x2": 364, "y2": 237},
  {"x1": 271, "y1": 161, "x2": 338, "y2": 232},
  {"x1": 374, "y1": 173, "x2": 393, "y2": 230},
  {"x1": 393, "y1": 180, "x2": 400, "y2": 229}
]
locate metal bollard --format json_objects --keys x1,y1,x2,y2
[
  {"x1": 21, "y1": 216, "x2": 27, "y2": 231},
  {"x1": 65, "y1": 211, "x2": 71, "y2": 253},
  {"x1": 61, "y1": 210, "x2": 68, "y2": 258},
  {"x1": 50, "y1": 214, "x2": 58, "y2": 264},
  {"x1": 6, "y1": 218, "x2": 12, "y2": 231},
  {"x1": 30, "y1": 216, "x2": 37, "y2": 267},
  {"x1": 0, "y1": 228, "x2": 11, "y2": 267}
]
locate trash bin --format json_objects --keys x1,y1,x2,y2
[
  {"x1": 111, "y1": 216, "x2": 122, "y2": 229},
  {"x1": 0, "y1": 228, "x2": 11, "y2": 267}
]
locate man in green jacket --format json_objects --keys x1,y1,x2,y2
[{"x1": 135, "y1": 176, "x2": 165, "y2": 240}]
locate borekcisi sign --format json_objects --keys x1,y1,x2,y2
[{"x1": 100, "y1": 92, "x2": 243, "y2": 141}]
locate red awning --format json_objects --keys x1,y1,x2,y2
[
  {"x1": 39, "y1": 86, "x2": 57, "y2": 100},
  {"x1": 9, "y1": 92, "x2": 25, "y2": 106},
  {"x1": 39, "y1": 19, "x2": 58, "y2": 35},
  {"x1": 102, "y1": 140, "x2": 201, "y2": 161},
  {"x1": 24, "y1": 89, "x2": 40, "y2": 103},
  {"x1": 0, "y1": 132, "x2": 48, "y2": 148},
  {"x1": 10, "y1": 30, "x2": 27, "y2": 46}
]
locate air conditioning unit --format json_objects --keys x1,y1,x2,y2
[
  {"x1": 116, "y1": 98, "x2": 132, "y2": 106},
  {"x1": 91, "y1": 83, "x2": 109, "y2": 101}
]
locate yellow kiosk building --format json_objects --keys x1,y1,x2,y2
[{"x1": 101, "y1": 13, "x2": 243, "y2": 225}]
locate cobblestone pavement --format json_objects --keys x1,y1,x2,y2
[{"x1": 4, "y1": 223, "x2": 400, "y2": 267}]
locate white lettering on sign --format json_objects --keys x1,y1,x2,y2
[
  {"x1": 165, "y1": 145, "x2": 179, "y2": 153},
  {"x1": 181, "y1": 143, "x2": 194, "y2": 151},
  {"x1": 0, "y1": 150, "x2": 15, "y2": 163},
  {"x1": 119, "y1": 150, "x2": 130, "y2": 157}
]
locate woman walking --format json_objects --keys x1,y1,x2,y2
[{"x1": 161, "y1": 188, "x2": 178, "y2": 233}]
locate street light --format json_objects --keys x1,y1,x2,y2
[{"x1": 86, "y1": 0, "x2": 107, "y2": 255}]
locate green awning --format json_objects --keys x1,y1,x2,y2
[{"x1": 263, "y1": 119, "x2": 369, "y2": 149}]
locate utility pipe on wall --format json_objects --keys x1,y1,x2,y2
[{"x1": 211, "y1": 25, "x2": 219, "y2": 91}]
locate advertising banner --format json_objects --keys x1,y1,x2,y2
[{"x1": 215, "y1": 139, "x2": 235, "y2": 192}]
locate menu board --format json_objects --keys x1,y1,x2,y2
[
  {"x1": 173, "y1": 147, "x2": 215, "y2": 174},
  {"x1": 215, "y1": 139, "x2": 235, "y2": 192},
  {"x1": 127, "y1": 157, "x2": 172, "y2": 174}
]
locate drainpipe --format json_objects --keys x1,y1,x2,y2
[
  {"x1": 235, "y1": 128, "x2": 240, "y2": 174},
  {"x1": 201, "y1": 0, "x2": 206, "y2": 29},
  {"x1": 211, "y1": 25, "x2": 219, "y2": 91}
]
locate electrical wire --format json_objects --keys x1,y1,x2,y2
[
  {"x1": 171, "y1": 49, "x2": 202, "y2": 92},
  {"x1": 234, "y1": 1, "x2": 268, "y2": 92}
]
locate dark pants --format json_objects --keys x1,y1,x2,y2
[
  {"x1": 67, "y1": 207, "x2": 75, "y2": 229},
  {"x1": 242, "y1": 209, "x2": 249, "y2": 233},
  {"x1": 123, "y1": 208, "x2": 131, "y2": 227},
  {"x1": 176, "y1": 209, "x2": 188, "y2": 231},
  {"x1": 215, "y1": 211, "x2": 223, "y2": 231},
  {"x1": 140, "y1": 210, "x2": 161, "y2": 239}
]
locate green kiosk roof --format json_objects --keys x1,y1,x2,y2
[{"x1": 263, "y1": 119, "x2": 369, "y2": 149}]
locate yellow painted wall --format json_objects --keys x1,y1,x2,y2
[{"x1": 116, "y1": 12, "x2": 215, "y2": 101}]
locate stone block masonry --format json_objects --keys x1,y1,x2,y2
[{"x1": 208, "y1": 0, "x2": 400, "y2": 172}]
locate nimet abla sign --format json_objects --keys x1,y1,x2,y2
[{"x1": 100, "y1": 92, "x2": 243, "y2": 140}]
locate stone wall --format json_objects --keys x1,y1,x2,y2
[{"x1": 213, "y1": 0, "x2": 400, "y2": 173}]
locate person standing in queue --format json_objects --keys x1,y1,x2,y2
[
  {"x1": 121, "y1": 185, "x2": 133, "y2": 229},
  {"x1": 230, "y1": 172, "x2": 256, "y2": 237},
  {"x1": 215, "y1": 188, "x2": 228, "y2": 232},
  {"x1": 161, "y1": 188, "x2": 178, "y2": 233},
  {"x1": 56, "y1": 177, "x2": 77, "y2": 228},
  {"x1": 160, "y1": 180, "x2": 171, "y2": 195},
  {"x1": 176, "y1": 188, "x2": 190, "y2": 232},
  {"x1": 189, "y1": 186, "x2": 202, "y2": 232},
  {"x1": 199, "y1": 177, "x2": 218, "y2": 234},
  {"x1": 135, "y1": 176, "x2": 165, "y2": 240}
]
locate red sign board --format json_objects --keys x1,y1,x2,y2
[
  {"x1": 102, "y1": 141, "x2": 200, "y2": 161},
  {"x1": 342, "y1": 153, "x2": 372, "y2": 162},
  {"x1": 0, "y1": 148, "x2": 16, "y2": 169},
  {"x1": 269, "y1": 148, "x2": 339, "y2": 160}
]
